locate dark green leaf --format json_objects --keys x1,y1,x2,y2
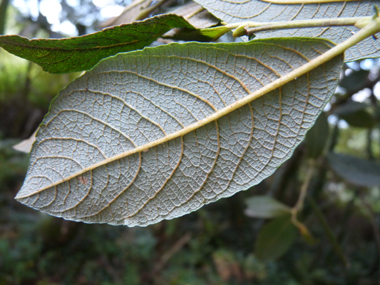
[
  {"x1": 305, "y1": 112, "x2": 329, "y2": 158},
  {"x1": 339, "y1": 69, "x2": 370, "y2": 93},
  {"x1": 245, "y1": 196, "x2": 291, "y2": 219},
  {"x1": 255, "y1": 216, "x2": 297, "y2": 262},
  {"x1": 327, "y1": 152, "x2": 380, "y2": 187},
  {"x1": 334, "y1": 101, "x2": 374, "y2": 128},
  {"x1": 340, "y1": 110, "x2": 375, "y2": 128},
  {"x1": 333, "y1": 101, "x2": 368, "y2": 116},
  {"x1": 0, "y1": 14, "x2": 195, "y2": 74}
]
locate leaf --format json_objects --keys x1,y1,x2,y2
[
  {"x1": 0, "y1": 14, "x2": 195, "y2": 74},
  {"x1": 13, "y1": 130, "x2": 37, "y2": 153},
  {"x1": 15, "y1": 38, "x2": 343, "y2": 226},
  {"x1": 254, "y1": 215, "x2": 297, "y2": 262},
  {"x1": 339, "y1": 68, "x2": 370, "y2": 93},
  {"x1": 334, "y1": 101, "x2": 375, "y2": 128},
  {"x1": 165, "y1": 25, "x2": 230, "y2": 42},
  {"x1": 100, "y1": 0, "x2": 169, "y2": 28},
  {"x1": 169, "y1": 1, "x2": 219, "y2": 29},
  {"x1": 333, "y1": 100, "x2": 369, "y2": 116},
  {"x1": 327, "y1": 152, "x2": 380, "y2": 187},
  {"x1": 162, "y1": 2, "x2": 220, "y2": 41},
  {"x1": 245, "y1": 196, "x2": 291, "y2": 218},
  {"x1": 194, "y1": 0, "x2": 380, "y2": 61},
  {"x1": 340, "y1": 109, "x2": 375, "y2": 128},
  {"x1": 305, "y1": 112, "x2": 329, "y2": 158}
]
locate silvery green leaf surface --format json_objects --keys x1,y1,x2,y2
[
  {"x1": 169, "y1": 1, "x2": 219, "y2": 29},
  {"x1": 193, "y1": 0, "x2": 380, "y2": 61},
  {"x1": 15, "y1": 39, "x2": 343, "y2": 226}
]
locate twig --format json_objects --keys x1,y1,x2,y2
[
  {"x1": 290, "y1": 161, "x2": 317, "y2": 243},
  {"x1": 153, "y1": 232, "x2": 192, "y2": 274},
  {"x1": 308, "y1": 196, "x2": 349, "y2": 268}
]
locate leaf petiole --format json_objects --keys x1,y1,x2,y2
[{"x1": 226, "y1": 16, "x2": 372, "y2": 37}]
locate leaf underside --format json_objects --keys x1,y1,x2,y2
[
  {"x1": 170, "y1": 1, "x2": 219, "y2": 29},
  {"x1": 0, "y1": 14, "x2": 195, "y2": 74},
  {"x1": 16, "y1": 39, "x2": 343, "y2": 227},
  {"x1": 194, "y1": 0, "x2": 380, "y2": 61}
]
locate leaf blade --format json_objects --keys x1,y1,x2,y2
[
  {"x1": 327, "y1": 152, "x2": 380, "y2": 187},
  {"x1": 194, "y1": 0, "x2": 380, "y2": 61},
  {"x1": 0, "y1": 14, "x2": 195, "y2": 73},
  {"x1": 254, "y1": 215, "x2": 297, "y2": 262},
  {"x1": 245, "y1": 196, "x2": 291, "y2": 218},
  {"x1": 16, "y1": 39, "x2": 343, "y2": 226}
]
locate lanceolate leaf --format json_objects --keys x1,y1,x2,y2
[
  {"x1": 0, "y1": 14, "x2": 195, "y2": 74},
  {"x1": 327, "y1": 152, "x2": 380, "y2": 187},
  {"x1": 194, "y1": 0, "x2": 380, "y2": 61},
  {"x1": 15, "y1": 39, "x2": 343, "y2": 226},
  {"x1": 254, "y1": 215, "x2": 297, "y2": 262}
]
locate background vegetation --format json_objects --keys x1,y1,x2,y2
[{"x1": 1, "y1": 0, "x2": 380, "y2": 284}]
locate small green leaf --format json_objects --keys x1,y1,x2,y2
[
  {"x1": 245, "y1": 196, "x2": 291, "y2": 219},
  {"x1": 333, "y1": 101, "x2": 368, "y2": 116},
  {"x1": 327, "y1": 152, "x2": 380, "y2": 187},
  {"x1": 199, "y1": 26, "x2": 231, "y2": 40},
  {"x1": 0, "y1": 14, "x2": 195, "y2": 74},
  {"x1": 167, "y1": 25, "x2": 230, "y2": 41},
  {"x1": 255, "y1": 216, "x2": 297, "y2": 262},
  {"x1": 339, "y1": 69, "x2": 370, "y2": 93},
  {"x1": 340, "y1": 110, "x2": 375, "y2": 129},
  {"x1": 305, "y1": 112, "x2": 329, "y2": 158},
  {"x1": 333, "y1": 101, "x2": 374, "y2": 128}
]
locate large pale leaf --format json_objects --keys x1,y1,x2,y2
[
  {"x1": 194, "y1": 0, "x2": 380, "y2": 61},
  {"x1": 0, "y1": 14, "x2": 194, "y2": 73},
  {"x1": 15, "y1": 39, "x2": 343, "y2": 226}
]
